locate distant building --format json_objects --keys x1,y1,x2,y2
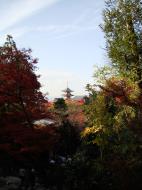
[{"x1": 62, "y1": 87, "x2": 74, "y2": 99}]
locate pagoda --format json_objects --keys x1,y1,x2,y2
[{"x1": 62, "y1": 87, "x2": 74, "y2": 99}]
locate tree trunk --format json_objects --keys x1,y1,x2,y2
[{"x1": 19, "y1": 96, "x2": 33, "y2": 128}]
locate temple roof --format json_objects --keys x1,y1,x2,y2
[{"x1": 62, "y1": 87, "x2": 74, "y2": 93}]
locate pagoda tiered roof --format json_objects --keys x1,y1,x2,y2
[
  {"x1": 62, "y1": 87, "x2": 74, "y2": 93},
  {"x1": 62, "y1": 87, "x2": 74, "y2": 99}
]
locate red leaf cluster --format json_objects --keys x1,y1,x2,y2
[
  {"x1": 0, "y1": 36, "x2": 45, "y2": 125},
  {"x1": 0, "y1": 123, "x2": 58, "y2": 162}
]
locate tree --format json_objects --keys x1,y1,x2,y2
[
  {"x1": 101, "y1": 0, "x2": 142, "y2": 121},
  {"x1": 102, "y1": 0, "x2": 142, "y2": 82},
  {"x1": 0, "y1": 35, "x2": 44, "y2": 127},
  {"x1": 54, "y1": 98, "x2": 67, "y2": 111},
  {"x1": 70, "y1": 1, "x2": 142, "y2": 189},
  {"x1": 56, "y1": 119, "x2": 81, "y2": 156}
]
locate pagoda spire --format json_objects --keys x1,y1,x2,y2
[{"x1": 62, "y1": 83, "x2": 74, "y2": 99}]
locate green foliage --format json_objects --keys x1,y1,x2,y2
[
  {"x1": 84, "y1": 92, "x2": 116, "y2": 128},
  {"x1": 102, "y1": 0, "x2": 142, "y2": 81},
  {"x1": 85, "y1": 84, "x2": 97, "y2": 101},
  {"x1": 65, "y1": 1, "x2": 142, "y2": 189},
  {"x1": 114, "y1": 105, "x2": 136, "y2": 128},
  {"x1": 54, "y1": 98, "x2": 67, "y2": 111},
  {"x1": 93, "y1": 65, "x2": 118, "y2": 86}
]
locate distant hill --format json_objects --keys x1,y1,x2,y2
[{"x1": 72, "y1": 96, "x2": 84, "y2": 100}]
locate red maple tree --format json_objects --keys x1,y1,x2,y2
[
  {"x1": 0, "y1": 35, "x2": 44, "y2": 127},
  {"x1": 0, "y1": 36, "x2": 59, "y2": 164}
]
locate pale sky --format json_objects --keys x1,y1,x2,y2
[{"x1": 0, "y1": 0, "x2": 106, "y2": 99}]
